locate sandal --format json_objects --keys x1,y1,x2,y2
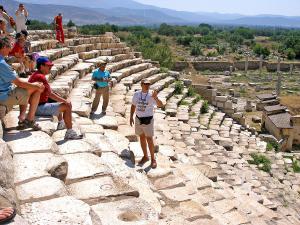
[
  {"x1": 151, "y1": 159, "x2": 157, "y2": 169},
  {"x1": 137, "y1": 156, "x2": 149, "y2": 166},
  {"x1": 17, "y1": 120, "x2": 26, "y2": 130},
  {"x1": 0, "y1": 207, "x2": 16, "y2": 223},
  {"x1": 23, "y1": 119, "x2": 41, "y2": 131}
]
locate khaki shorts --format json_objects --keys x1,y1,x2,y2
[
  {"x1": 0, "y1": 87, "x2": 29, "y2": 111},
  {"x1": 135, "y1": 116, "x2": 154, "y2": 137}
]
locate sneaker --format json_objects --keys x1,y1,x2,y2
[
  {"x1": 64, "y1": 129, "x2": 83, "y2": 140},
  {"x1": 23, "y1": 119, "x2": 41, "y2": 131},
  {"x1": 57, "y1": 121, "x2": 66, "y2": 130}
]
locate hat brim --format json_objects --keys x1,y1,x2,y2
[{"x1": 44, "y1": 62, "x2": 54, "y2": 66}]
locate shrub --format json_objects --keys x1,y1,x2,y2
[
  {"x1": 190, "y1": 111, "x2": 196, "y2": 116},
  {"x1": 187, "y1": 87, "x2": 196, "y2": 97},
  {"x1": 160, "y1": 67, "x2": 169, "y2": 73},
  {"x1": 180, "y1": 100, "x2": 189, "y2": 105},
  {"x1": 253, "y1": 43, "x2": 270, "y2": 58},
  {"x1": 248, "y1": 153, "x2": 271, "y2": 173},
  {"x1": 292, "y1": 160, "x2": 300, "y2": 173},
  {"x1": 192, "y1": 94, "x2": 202, "y2": 105},
  {"x1": 174, "y1": 81, "x2": 184, "y2": 94},
  {"x1": 190, "y1": 41, "x2": 203, "y2": 56},
  {"x1": 266, "y1": 140, "x2": 279, "y2": 152},
  {"x1": 200, "y1": 100, "x2": 209, "y2": 114},
  {"x1": 286, "y1": 48, "x2": 296, "y2": 60}
]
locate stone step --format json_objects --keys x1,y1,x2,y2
[
  {"x1": 30, "y1": 39, "x2": 58, "y2": 52},
  {"x1": 69, "y1": 43, "x2": 95, "y2": 54},
  {"x1": 107, "y1": 58, "x2": 142, "y2": 73},
  {"x1": 95, "y1": 42, "x2": 127, "y2": 50},
  {"x1": 98, "y1": 47, "x2": 131, "y2": 57},
  {"x1": 121, "y1": 67, "x2": 160, "y2": 85},
  {"x1": 91, "y1": 198, "x2": 159, "y2": 224},
  {"x1": 38, "y1": 47, "x2": 71, "y2": 61},
  {"x1": 21, "y1": 196, "x2": 102, "y2": 225},
  {"x1": 111, "y1": 63, "x2": 152, "y2": 82},
  {"x1": 49, "y1": 54, "x2": 79, "y2": 80},
  {"x1": 67, "y1": 175, "x2": 139, "y2": 205}
]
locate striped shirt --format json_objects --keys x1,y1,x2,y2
[{"x1": 0, "y1": 55, "x2": 17, "y2": 101}]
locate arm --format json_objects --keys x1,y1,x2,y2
[
  {"x1": 49, "y1": 92, "x2": 68, "y2": 103},
  {"x1": 24, "y1": 8, "x2": 28, "y2": 17},
  {"x1": 153, "y1": 97, "x2": 163, "y2": 108},
  {"x1": 13, "y1": 77, "x2": 43, "y2": 91},
  {"x1": 130, "y1": 104, "x2": 136, "y2": 126},
  {"x1": 15, "y1": 10, "x2": 19, "y2": 16},
  {"x1": 152, "y1": 90, "x2": 163, "y2": 108}
]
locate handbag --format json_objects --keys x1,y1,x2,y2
[
  {"x1": 25, "y1": 19, "x2": 31, "y2": 25},
  {"x1": 93, "y1": 82, "x2": 99, "y2": 89},
  {"x1": 137, "y1": 116, "x2": 153, "y2": 125}
]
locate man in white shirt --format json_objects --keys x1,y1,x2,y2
[
  {"x1": 130, "y1": 79, "x2": 163, "y2": 169},
  {"x1": 15, "y1": 4, "x2": 28, "y2": 33}
]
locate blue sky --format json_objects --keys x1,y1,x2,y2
[{"x1": 135, "y1": 0, "x2": 300, "y2": 16}]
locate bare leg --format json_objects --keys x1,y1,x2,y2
[
  {"x1": 58, "y1": 103, "x2": 72, "y2": 129},
  {"x1": 26, "y1": 90, "x2": 40, "y2": 121},
  {"x1": 57, "y1": 113, "x2": 63, "y2": 121},
  {"x1": 138, "y1": 134, "x2": 149, "y2": 164},
  {"x1": 146, "y1": 137, "x2": 155, "y2": 161}
]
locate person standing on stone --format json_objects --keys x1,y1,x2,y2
[
  {"x1": 91, "y1": 61, "x2": 111, "y2": 115},
  {"x1": 54, "y1": 13, "x2": 64, "y2": 44},
  {"x1": 15, "y1": 3, "x2": 28, "y2": 33},
  {"x1": 130, "y1": 79, "x2": 163, "y2": 169},
  {"x1": 0, "y1": 36, "x2": 44, "y2": 130},
  {"x1": 28, "y1": 56, "x2": 83, "y2": 140}
]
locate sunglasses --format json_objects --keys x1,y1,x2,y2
[{"x1": 142, "y1": 83, "x2": 150, "y2": 85}]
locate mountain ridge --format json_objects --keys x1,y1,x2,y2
[{"x1": 2, "y1": 0, "x2": 300, "y2": 27}]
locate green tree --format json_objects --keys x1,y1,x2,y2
[
  {"x1": 190, "y1": 41, "x2": 203, "y2": 56},
  {"x1": 253, "y1": 44, "x2": 270, "y2": 58},
  {"x1": 67, "y1": 20, "x2": 76, "y2": 27}
]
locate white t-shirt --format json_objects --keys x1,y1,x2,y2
[
  {"x1": 132, "y1": 90, "x2": 157, "y2": 117},
  {"x1": 16, "y1": 10, "x2": 27, "y2": 32}
]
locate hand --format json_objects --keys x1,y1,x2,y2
[
  {"x1": 34, "y1": 82, "x2": 44, "y2": 92},
  {"x1": 152, "y1": 90, "x2": 158, "y2": 99},
  {"x1": 130, "y1": 117, "x2": 134, "y2": 127},
  {"x1": 65, "y1": 99, "x2": 72, "y2": 108}
]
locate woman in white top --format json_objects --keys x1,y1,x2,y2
[{"x1": 15, "y1": 3, "x2": 28, "y2": 32}]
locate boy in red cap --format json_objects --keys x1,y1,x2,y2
[{"x1": 29, "y1": 56, "x2": 83, "y2": 140}]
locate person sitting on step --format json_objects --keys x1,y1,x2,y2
[
  {"x1": 28, "y1": 56, "x2": 83, "y2": 140},
  {"x1": 0, "y1": 36, "x2": 44, "y2": 130},
  {"x1": 9, "y1": 32, "x2": 26, "y2": 77}
]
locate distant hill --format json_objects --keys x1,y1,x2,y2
[{"x1": 3, "y1": 0, "x2": 300, "y2": 27}]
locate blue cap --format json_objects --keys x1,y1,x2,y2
[{"x1": 36, "y1": 56, "x2": 53, "y2": 66}]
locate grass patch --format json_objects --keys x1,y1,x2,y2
[
  {"x1": 248, "y1": 153, "x2": 271, "y2": 173},
  {"x1": 200, "y1": 100, "x2": 209, "y2": 114},
  {"x1": 187, "y1": 87, "x2": 196, "y2": 97},
  {"x1": 190, "y1": 111, "x2": 196, "y2": 116},
  {"x1": 192, "y1": 94, "x2": 202, "y2": 105},
  {"x1": 174, "y1": 81, "x2": 184, "y2": 95},
  {"x1": 266, "y1": 140, "x2": 279, "y2": 152},
  {"x1": 292, "y1": 160, "x2": 300, "y2": 173},
  {"x1": 160, "y1": 67, "x2": 169, "y2": 73},
  {"x1": 180, "y1": 100, "x2": 189, "y2": 105}
]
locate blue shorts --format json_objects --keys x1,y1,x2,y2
[{"x1": 36, "y1": 103, "x2": 60, "y2": 116}]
